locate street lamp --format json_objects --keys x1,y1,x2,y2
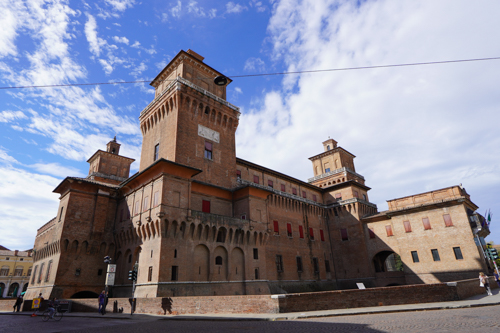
[{"x1": 103, "y1": 256, "x2": 115, "y2": 315}]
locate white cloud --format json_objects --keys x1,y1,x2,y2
[
  {"x1": 0, "y1": 166, "x2": 61, "y2": 250},
  {"x1": 0, "y1": 146, "x2": 18, "y2": 165},
  {"x1": 244, "y1": 57, "x2": 265, "y2": 72},
  {"x1": 29, "y1": 162, "x2": 85, "y2": 178},
  {"x1": 104, "y1": 0, "x2": 136, "y2": 12},
  {"x1": 112, "y1": 36, "x2": 129, "y2": 44},
  {"x1": 0, "y1": 110, "x2": 27, "y2": 122},
  {"x1": 0, "y1": 0, "x2": 22, "y2": 58},
  {"x1": 234, "y1": 87, "x2": 242, "y2": 94},
  {"x1": 84, "y1": 14, "x2": 106, "y2": 56},
  {"x1": 226, "y1": 2, "x2": 248, "y2": 14},
  {"x1": 249, "y1": 0, "x2": 266, "y2": 12},
  {"x1": 131, "y1": 41, "x2": 141, "y2": 48},
  {"x1": 171, "y1": 1, "x2": 182, "y2": 18}
]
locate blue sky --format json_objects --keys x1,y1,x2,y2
[{"x1": 1, "y1": 0, "x2": 499, "y2": 251}]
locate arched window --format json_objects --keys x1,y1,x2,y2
[
  {"x1": 215, "y1": 256, "x2": 223, "y2": 265},
  {"x1": 14, "y1": 266, "x2": 23, "y2": 276},
  {"x1": 0, "y1": 266, "x2": 9, "y2": 276}
]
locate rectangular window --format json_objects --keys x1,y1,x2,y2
[
  {"x1": 313, "y1": 194, "x2": 317, "y2": 202},
  {"x1": 296, "y1": 256, "x2": 303, "y2": 272},
  {"x1": 253, "y1": 248, "x2": 258, "y2": 260},
  {"x1": 254, "y1": 268, "x2": 259, "y2": 279},
  {"x1": 287, "y1": 223, "x2": 292, "y2": 237},
  {"x1": 241, "y1": 214, "x2": 246, "y2": 220},
  {"x1": 253, "y1": 175, "x2": 259, "y2": 184},
  {"x1": 148, "y1": 266, "x2": 153, "y2": 282},
  {"x1": 143, "y1": 196, "x2": 149, "y2": 212},
  {"x1": 153, "y1": 191, "x2": 159, "y2": 207},
  {"x1": 276, "y1": 255, "x2": 283, "y2": 272},
  {"x1": 422, "y1": 217, "x2": 431, "y2": 230},
  {"x1": 154, "y1": 144, "x2": 159, "y2": 161},
  {"x1": 281, "y1": 184, "x2": 286, "y2": 192},
  {"x1": 309, "y1": 227, "x2": 314, "y2": 240},
  {"x1": 368, "y1": 228, "x2": 376, "y2": 239},
  {"x1": 204, "y1": 141, "x2": 213, "y2": 159},
  {"x1": 340, "y1": 228, "x2": 349, "y2": 241},
  {"x1": 325, "y1": 260, "x2": 331, "y2": 273},
  {"x1": 431, "y1": 249, "x2": 441, "y2": 261},
  {"x1": 353, "y1": 191, "x2": 359, "y2": 198},
  {"x1": 320, "y1": 229, "x2": 325, "y2": 241},
  {"x1": 313, "y1": 258, "x2": 319, "y2": 273},
  {"x1": 202, "y1": 200, "x2": 211, "y2": 213},
  {"x1": 134, "y1": 201, "x2": 140, "y2": 215},
  {"x1": 302, "y1": 191, "x2": 306, "y2": 198},
  {"x1": 403, "y1": 221, "x2": 412, "y2": 233},
  {"x1": 273, "y1": 220, "x2": 279, "y2": 235},
  {"x1": 411, "y1": 251, "x2": 420, "y2": 263},
  {"x1": 292, "y1": 188, "x2": 297, "y2": 195},
  {"x1": 325, "y1": 168, "x2": 331, "y2": 173},
  {"x1": 236, "y1": 170, "x2": 241, "y2": 180},
  {"x1": 299, "y1": 225, "x2": 304, "y2": 238},
  {"x1": 171, "y1": 266, "x2": 178, "y2": 281},
  {"x1": 363, "y1": 194, "x2": 367, "y2": 201},
  {"x1": 443, "y1": 214, "x2": 453, "y2": 227},
  {"x1": 335, "y1": 193, "x2": 342, "y2": 201},
  {"x1": 453, "y1": 247, "x2": 463, "y2": 260},
  {"x1": 1, "y1": 267, "x2": 10, "y2": 276},
  {"x1": 268, "y1": 180, "x2": 273, "y2": 188}
]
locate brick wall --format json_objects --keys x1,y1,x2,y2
[
  {"x1": 2, "y1": 277, "x2": 496, "y2": 314},
  {"x1": 277, "y1": 277, "x2": 498, "y2": 313}
]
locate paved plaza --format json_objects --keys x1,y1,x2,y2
[{"x1": 1, "y1": 305, "x2": 500, "y2": 333}]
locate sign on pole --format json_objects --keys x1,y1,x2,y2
[
  {"x1": 106, "y1": 272, "x2": 115, "y2": 286},
  {"x1": 107, "y1": 264, "x2": 117, "y2": 273}
]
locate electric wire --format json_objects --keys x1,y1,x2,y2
[{"x1": 1, "y1": 56, "x2": 499, "y2": 90}]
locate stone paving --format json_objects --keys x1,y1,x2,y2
[{"x1": 1, "y1": 290, "x2": 500, "y2": 332}]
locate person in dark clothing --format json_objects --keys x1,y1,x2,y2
[
  {"x1": 13, "y1": 295, "x2": 23, "y2": 312},
  {"x1": 98, "y1": 290, "x2": 106, "y2": 315}
]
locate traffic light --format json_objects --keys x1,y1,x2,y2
[
  {"x1": 128, "y1": 270, "x2": 137, "y2": 281},
  {"x1": 490, "y1": 248, "x2": 499, "y2": 260}
]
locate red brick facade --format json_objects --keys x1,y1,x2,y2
[{"x1": 25, "y1": 49, "x2": 490, "y2": 301}]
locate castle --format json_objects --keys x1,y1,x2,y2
[{"x1": 25, "y1": 50, "x2": 490, "y2": 299}]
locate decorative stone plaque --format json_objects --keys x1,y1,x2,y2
[{"x1": 198, "y1": 124, "x2": 220, "y2": 143}]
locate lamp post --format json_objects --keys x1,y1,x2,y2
[
  {"x1": 103, "y1": 256, "x2": 115, "y2": 315},
  {"x1": 128, "y1": 261, "x2": 138, "y2": 315}
]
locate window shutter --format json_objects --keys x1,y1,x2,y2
[
  {"x1": 385, "y1": 225, "x2": 394, "y2": 236},
  {"x1": 287, "y1": 223, "x2": 292, "y2": 234},
  {"x1": 443, "y1": 214, "x2": 453, "y2": 227},
  {"x1": 403, "y1": 221, "x2": 412, "y2": 233},
  {"x1": 202, "y1": 200, "x2": 211, "y2": 213},
  {"x1": 253, "y1": 175, "x2": 259, "y2": 184},
  {"x1": 422, "y1": 217, "x2": 431, "y2": 230},
  {"x1": 281, "y1": 184, "x2": 286, "y2": 191},
  {"x1": 273, "y1": 220, "x2": 279, "y2": 233},
  {"x1": 205, "y1": 141, "x2": 212, "y2": 150},
  {"x1": 309, "y1": 227, "x2": 314, "y2": 240},
  {"x1": 313, "y1": 194, "x2": 317, "y2": 202},
  {"x1": 320, "y1": 229, "x2": 325, "y2": 241},
  {"x1": 299, "y1": 225, "x2": 304, "y2": 238}
]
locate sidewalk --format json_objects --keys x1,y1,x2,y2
[{"x1": 2, "y1": 290, "x2": 500, "y2": 321}]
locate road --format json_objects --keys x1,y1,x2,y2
[{"x1": 1, "y1": 305, "x2": 499, "y2": 333}]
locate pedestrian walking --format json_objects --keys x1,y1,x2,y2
[
  {"x1": 479, "y1": 272, "x2": 493, "y2": 296},
  {"x1": 13, "y1": 295, "x2": 23, "y2": 312},
  {"x1": 494, "y1": 271, "x2": 500, "y2": 288},
  {"x1": 98, "y1": 290, "x2": 106, "y2": 315}
]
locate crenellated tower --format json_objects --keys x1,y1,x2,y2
[{"x1": 138, "y1": 49, "x2": 240, "y2": 188}]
